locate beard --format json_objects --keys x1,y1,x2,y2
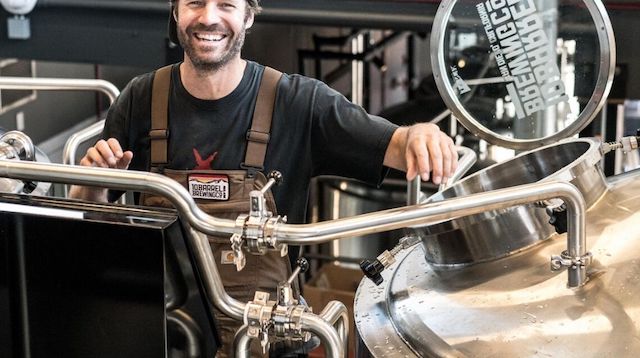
[{"x1": 177, "y1": 22, "x2": 247, "y2": 73}]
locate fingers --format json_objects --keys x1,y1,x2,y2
[
  {"x1": 78, "y1": 138, "x2": 132, "y2": 169},
  {"x1": 118, "y1": 151, "x2": 134, "y2": 170},
  {"x1": 439, "y1": 135, "x2": 458, "y2": 183},
  {"x1": 449, "y1": 139, "x2": 459, "y2": 175},
  {"x1": 404, "y1": 124, "x2": 458, "y2": 185},
  {"x1": 413, "y1": 139, "x2": 433, "y2": 182}
]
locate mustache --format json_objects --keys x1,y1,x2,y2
[{"x1": 187, "y1": 24, "x2": 230, "y2": 35}]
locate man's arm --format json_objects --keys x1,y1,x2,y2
[
  {"x1": 68, "y1": 138, "x2": 133, "y2": 202},
  {"x1": 383, "y1": 123, "x2": 458, "y2": 185}
]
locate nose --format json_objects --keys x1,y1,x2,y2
[{"x1": 199, "y1": 3, "x2": 222, "y2": 25}]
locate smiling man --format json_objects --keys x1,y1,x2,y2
[{"x1": 69, "y1": 0, "x2": 457, "y2": 356}]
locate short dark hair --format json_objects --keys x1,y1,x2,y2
[{"x1": 170, "y1": 0, "x2": 262, "y2": 15}]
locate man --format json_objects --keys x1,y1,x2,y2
[{"x1": 70, "y1": 0, "x2": 458, "y2": 356}]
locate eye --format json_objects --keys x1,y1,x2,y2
[
  {"x1": 220, "y1": 2, "x2": 237, "y2": 9},
  {"x1": 186, "y1": 1, "x2": 204, "y2": 7}
]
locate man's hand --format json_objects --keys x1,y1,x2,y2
[
  {"x1": 384, "y1": 123, "x2": 458, "y2": 184},
  {"x1": 79, "y1": 138, "x2": 133, "y2": 169},
  {"x1": 68, "y1": 138, "x2": 133, "y2": 202}
]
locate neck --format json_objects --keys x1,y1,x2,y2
[{"x1": 179, "y1": 57, "x2": 247, "y2": 100}]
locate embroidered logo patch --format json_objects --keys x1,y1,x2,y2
[{"x1": 188, "y1": 174, "x2": 229, "y2": 200}]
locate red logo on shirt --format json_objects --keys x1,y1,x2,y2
[{"x1": 193, "y1": 148, "x2": 217, "y2": 170}]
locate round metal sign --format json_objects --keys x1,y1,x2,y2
[{"x1": 431, "y1": 0, "x2": 615, "y2": 150}]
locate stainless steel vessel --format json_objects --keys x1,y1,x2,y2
[
  {"x1": 0, "y1": 130, "x2": 50, "y2": 195},
  {"x1": 356, "y1": 171, "x2": 640, "y2": 357},
  {"x1": 355, "y1": 0, "x2": 636, "y2": 356},
  {"x1": 420, "y1": 137, "x2": 606, "y2": 268}
]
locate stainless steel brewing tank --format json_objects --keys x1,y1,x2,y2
[
  {"x1": 354, "y1": 0, "x2": 624, "y2": 355},
  {"x1": 355, "y1": 168, "x2": 640, "y2": 357},
  {"x1": 419, "y1": 138, "x2": 606, "y2": 268}
]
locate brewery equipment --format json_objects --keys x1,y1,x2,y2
[{"x1": 354, "y1": 0, "x2": 640, "y2": 356}]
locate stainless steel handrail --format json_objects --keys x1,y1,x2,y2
[
  {"x1": 62, "y1": 120, "x2": 107, "y2": 167},
  {"x1": 0, "y1": 76, "x2": 120, "y2": 196},
  {"x1": 0, "y1": 159, "x2": 587, "y2": 356},
  {"x1": 0, "y1": 77, "x2": 119, "y2": 103},
  {"x1": 0, "y1": 160, "x2": 587, "y2": 287}
]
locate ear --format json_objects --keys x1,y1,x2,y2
[{"x1": 245, "y1": 12, "x2": 255, "y2": 29}]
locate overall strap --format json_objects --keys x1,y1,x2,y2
[
  {"x1": 149, "y1": 65, "x2": 282, "y2": 173},
  {"x1": 149, "y1": 65, "x2": 173, "y2": 169},
  {"x1": 242, "y1": 66, "x2": 282, "y2": 174}
]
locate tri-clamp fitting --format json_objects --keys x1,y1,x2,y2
[
  {"x1": 550, "y1": 250, "x2": 593, "y2": 271},
  {"x1": 361, "y1": 235, "x2": 422, "y2": 286},
  {"x1": 243, "y1": 258, "x2": 313, "y2": 354},
  {"x1": 0, "y1": 131, "x2": 36, "y2": 162},
  {"x1": 601, "y1": 132, "x2": 640, "y2": 154},
  {"x1": 231, "y1": 171, "x2": 289, "y2": 271}
]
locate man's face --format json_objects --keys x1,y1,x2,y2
[{"x1": 174, "y1": 0, "x2": 254, "y2": 72}]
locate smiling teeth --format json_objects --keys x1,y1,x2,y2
[{"x1": 197, "y1": 34, "x2": 225, "y2": 41}]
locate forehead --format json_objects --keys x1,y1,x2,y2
[{"x1": 174, "y1": 0, "x2": 246, "y2": 5}]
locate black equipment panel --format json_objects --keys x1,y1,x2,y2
[{"x1": 0, "y1": 194, "x2": 219, "y2": 358}]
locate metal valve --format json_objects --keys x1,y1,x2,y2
[
  {"x1": 550, "y1": 250, "x2": 593, "y2": 271},
  {"x1": 279, "y1": 258, "x2": 309, "y2": 307},
  {"x1": 231, "y1": 170, "x2": 289, "y2": 266},
  {"x1": 261, "y1": 170, "x2": 284, "y2": 194},
  {"x1": 601, "y1": 133, "x2": 640, "y2": 154},
  {"x1": 361, "y1": 235, "x2": 421, "y2": 286},
  {"x1": 546, "y1": 202, "x2": 568, "y2": 234},
  {"x1": 288, "y1": 258, "x2": 309, "y2": 284},
  {"x1": 360, "y1": 257, "x2": 386, "y2": 286},
  {"x1": 244, "y1": 258, "x2": 314, "y2": 355}
]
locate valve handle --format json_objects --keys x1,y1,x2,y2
[
  {"x1": 295, "y1": 257, "x2": 309, "y2": 273},
  {"x1": 261, "y1": 170, "x2": 284, "y2": 194},
  {"x1": 267, "y1": 170, "x2": 284, "y2": 185},
  {"x1": 360, "y1": 259, "x2": 385, "y2": 286},
  {"x1": 546, "y1": 204, "x2": 568, "y2": 235},
  {"x1": 287, "y1": 257, "x2": 309, "y2": 284}
]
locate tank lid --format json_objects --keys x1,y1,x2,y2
[{"x1": 430, "y1": 0, "x2": 615, "y2": 150}]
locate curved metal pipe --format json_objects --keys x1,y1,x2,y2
[
  {"x1": 62, "y1": 120, "x2": 105, "y2": 166},
  {"x1": 166, "y1": 309, "x2": 202, "y2": 358},
  {"x1": 0, "y1": 160, "x2": 587, "y2": 287},
  {"x1": 301, "y1": 313, "x2": 344, "y2": 358},
  {"x1": 274, "y1": 181, "x2": 585, "y2": 249},
  {"x1": 184, "y1": 227, "x2": 245, "y2": 320},
  {"x1": 0, "y1": 77, "x2": 120, "y2": 195},
  {"x1": 62, "y1": 120, "x2": 109, "y2": 198},
  {"x1": 0, "y1": 77, "x2": 119, "y2": 103},
  {"x1": 0, "y1": 161, "x2": 238, "y2": 236},
  {"x1": 233, "y1": 304, "x2": 348, "y2": 358},
  {"x1": 233, "y1": 325, "x2": 252, "y2": 358},
  {"x1": 318, "y1": 301, "x2": 349, "y2": 352}
]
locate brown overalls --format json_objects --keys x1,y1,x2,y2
[{"x1": 141, "y1": 65, "x2": 296, "y2": 357}]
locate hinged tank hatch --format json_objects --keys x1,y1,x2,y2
[{"x1": 430, "y1": 0, "x2": 615, "y2": 150}]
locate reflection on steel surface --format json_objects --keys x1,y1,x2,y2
[{"x1": 356, "y1": 170, "x2": 640, "y2": 357}]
